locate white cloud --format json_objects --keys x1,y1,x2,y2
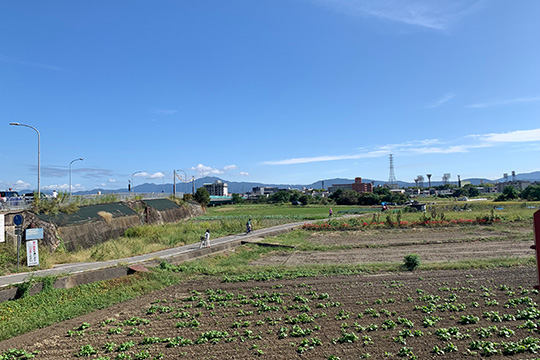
[
  {"x1": 42, "y1": 184, "x2": 70, "y2": 191},
  {"x1": 108, "y1": 179, "x2": 117, "y2": 183},
  {"x1": 133, "y1": 171, "x2": 165, "y2": 179},
  {"x1": 471, "y1": 128, "x2": 540, "y2": 143},
  {"x1": 312, "y1": 0, "x2": 481, "y2": 30},
  {"x1": 263, "y1": 128, "x2": 540, "y2": 166},
  {"x1": 190, "y1": 164, "x2": 224, "y2": 177},
  {"x1": 426, "y1": 93, "x2": 455, "y2": 108},
  {"x1": 189, "y1": 164, "x2": 243, "y2": 177},
  {"x1": 0, "y1": 180, "x2": 32, "y2": 191},
  {"x1": 467, "y1": 95, "x2": 540, "y2": 108},
  {"x1": 239, "y1": 172, "x2": 250, "y2": 176}
]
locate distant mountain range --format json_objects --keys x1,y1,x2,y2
[{"x1": 67, "y1": 170, "x2": 540, "y2": 196}]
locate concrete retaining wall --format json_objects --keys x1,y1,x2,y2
[
  {"x1": 59, "y1": 215, "x2": 142, "y2": 251},
  {"x1": 2, "y1": 200, "x2": 203, "y2": 253}
]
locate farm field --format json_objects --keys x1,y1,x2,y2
[
  {"x1": 253, "y1": 223, "x2": 534, "y2": 266},
  {"x1": 1, "y1": 267, "x2": 539, "y2": 359},
  {"x1": 1, "y1": 203, "x2": 539, "y2": 359}
]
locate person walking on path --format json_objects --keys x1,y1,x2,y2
[
  {"x1": 246, "y1": 218, "x2": 253, "y2": 234},
  {"x1": 200, "y1": 229, "x2": 210, "y2": 248},
  {"x1": 329, "y1": 208, "x2": 333, "y2": 218}
]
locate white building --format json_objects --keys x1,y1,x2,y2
[{"x1": 203, "y1": 180, "x2": 228, "y2": 196}]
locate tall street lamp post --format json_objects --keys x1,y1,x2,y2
[
  {"x1": 69, "y1": 158, "x2": 83, "y2": 197},
  {"x1": 173, "y1": 169, "x2": 187, "y2": 197},
  {"x1": 131, "y1": 171, "x2": 143, "y2": 195},
  {"x1": 9, "y1": 122, "x2": 40, "y2": 199}
]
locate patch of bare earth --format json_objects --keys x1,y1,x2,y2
[{"x1": 252, "y1": 224, "x2": 535, "y2": 266}]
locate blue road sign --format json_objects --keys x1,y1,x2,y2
[{"x1": 13, "y1": 214, "x2": 23, "y2": 226}]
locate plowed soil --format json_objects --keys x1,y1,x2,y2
[
  {"x1": 253, "y1": 224, "x2": 534, "y2": 266},
  {"x1": 1, "y1": 222, "x2": 539, "y2": 360}
]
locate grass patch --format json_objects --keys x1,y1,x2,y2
[{"x1": 0, "y1": 270, "x2": 181, "y2": 341}]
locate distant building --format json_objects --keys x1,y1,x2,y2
[
  {"x1": 328, "y1": 177, "x2": 373, "y2": 193},
  {"x1": 252, "y1": 186, "x2": 279, "y2": 196},
  {"x1": 496, "y1": 180, "x2": 530, "y2": 193},
  {"x1": 203, "y1": 180, "x2": 228, "y2": 196}
]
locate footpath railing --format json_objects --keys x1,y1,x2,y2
[{"x1": 0, "y1": 192, "x2": 171, "y2": 213}]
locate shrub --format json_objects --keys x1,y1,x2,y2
[{"x1": 403, "y1": 254, "x2": 420, "y2": 271}]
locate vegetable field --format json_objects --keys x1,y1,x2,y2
[{"x1": 1, "y1": 267, "x2": 539, "y2": 359}]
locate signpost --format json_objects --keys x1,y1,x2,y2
[
  {"x1": 13, "y1": 214, "x2": 23, "y2": 270},
  {"x1": 25, "y1": 228, "x2": 42, "y2": 267}
]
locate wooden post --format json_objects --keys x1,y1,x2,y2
[{"x1": 533, "y1": 210, "x2": 540, "y2": 289}]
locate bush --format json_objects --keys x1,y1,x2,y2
[{"x1": 403, "y1": 254, "x2": 420, "y2": 271}]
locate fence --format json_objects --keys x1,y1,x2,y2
[{"x1": 0, "y1": 192, "x2": 173, "y2": 213}]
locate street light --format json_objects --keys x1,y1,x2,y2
[
  {"x1": 173, "y1": 169, "x2": 187, "y2": 197},
  {"x1": 9, "y1": 122, "x2": 40, "y2": 199},
  {"x1": 131, "y1": 171, "x2": 143, "y2": 195},
  {"x1": 69, "y1": 158, "x2": 83, "y2": 197}
]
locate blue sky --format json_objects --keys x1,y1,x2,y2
[{"x1": 1, "y1": 0, "x2": 539, "y2": 193}]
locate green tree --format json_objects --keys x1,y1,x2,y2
[
  {"x1": 452, "y1": 188, "x2": 468, "y2": 198},
  {"x1": 289, "y1": 190, "x2": 302, "y2": 202},
  {"x1": 194, "y1": 187, "x2": 210, "y2": 207},
  {"x1": 270, "y1": 190, "x2": 290, "y2": 203},
  {"x1": 463, "y1": 184, "x2": 479, "y2": 197},
  {"x1": 502, "y1": 185, "x2": 519, "y2": 199},
  {"x1": 495, "y1": 185, "x2": 519, "y2": 202},
  {"x1": 357, "y1": 192, "x2": 379, "y2": 205},
  {"x1": 298, "y1": 194, "x2": 311, "y2": 205},
  {"x1": 521, "y1": 185, "x2": 540, "y2": 201},
  {"x1": 231, "y1": 193, "x2": 244, "y2": 204},
  {"x1": 335, "y1": 189, "x2": 359, "y2": 205}
]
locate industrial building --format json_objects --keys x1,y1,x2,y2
[{"x1": 328, "y1": 177, "x2": 373, "y2": 193}]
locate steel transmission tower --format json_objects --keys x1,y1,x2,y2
[{"x1": 387, "y1": 154, "x2": 398, "y2": 189}]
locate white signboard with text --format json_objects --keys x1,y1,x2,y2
[{"x1": 26, "y1": 240, "x2": 39, "y2": 267}]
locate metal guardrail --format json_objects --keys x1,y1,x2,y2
[{"x1": 0, "y1": 192, "x2": 172, "y2": 213}]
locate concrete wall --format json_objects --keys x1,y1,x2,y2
[
  {"x1": 59, "y1": 215, "x2": 141, "y2": 251},
  {"x1": 2, "y1": 200, "x2": 204, "y2": 253}
]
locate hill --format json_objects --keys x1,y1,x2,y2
[{"x1": 66, "y1": 170, "x2": 539, "y2": 195}]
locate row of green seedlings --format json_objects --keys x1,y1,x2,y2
[
  {"x1": 339, "y1": 280, "x2": 540, "y2": 358},
  {"x1": 67, "y1": 277, "x2": 539, "y2": 359},
  {"x1": 154, "y1": 281, "x2": 540, "y2": 357},
  {"x1": 407, "y1": 281, "x2": 540, "y2": 357},
  {"x1": 66, "y1": 285, "x2": 337, "y2": 357}
]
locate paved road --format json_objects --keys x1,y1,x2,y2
[{"x1": 0, "y1": 220, "x2": 309, "y2": 289}]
